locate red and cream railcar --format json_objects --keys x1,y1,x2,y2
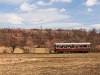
[{"x1": 54, "y1": 43, "x2": 91, "y2": 53}]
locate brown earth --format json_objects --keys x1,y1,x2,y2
[{"x1": 0, "y1": 53, "x2": 99, "y2": 75}]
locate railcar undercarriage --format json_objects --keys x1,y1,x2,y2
[{"x1": 53, "y1": 50, "x2": 89, "y2": 53}]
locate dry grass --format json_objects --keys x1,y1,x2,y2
[
  {"x1": 0, "y1": 53, "x2": 99, "y2": 75},
  {"x1": 0, "y1": 47, "x2": 50, "y2": 53}
]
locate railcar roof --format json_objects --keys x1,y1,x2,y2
[{"x1": 55, "y1": 43, "x2": 91, "y2": 45}]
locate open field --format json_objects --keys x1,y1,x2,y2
[{"x1": 0, "y1": 53, "x2": 100, "y2": 75}]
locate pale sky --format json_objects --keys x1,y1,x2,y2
[{"x1": 0, "y1": 0, "x2": 100, "y2": 30}]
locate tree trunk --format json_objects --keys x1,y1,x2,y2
[{"x1": 11, "y1": 47, "x2": 16, "y2": 53}]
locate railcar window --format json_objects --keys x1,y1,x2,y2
[
  {"x1": 61, "y1": 45, "x2": 64, "y2": 48},
  {"x1": 64, "y1": 45, "x2": 68, "y2": 48},
  {"x1": 56, "y1": 45, "x2": 60, "y2": 48},
  {"x1": 56, "y1": 45, "x2": 62, "y2": 48},
  {"x1": 68, "y1": 46, "x2": 71, "y2": 48},
  {"x1": 80, "y1": 45, "x2": 82, "y2": 47},
  {"x1": 83, "y1": 45, "x2": 87, "y2": 47},
  {"x1": 63, "y1": 45, "x2": 66, "y2": 48},
  {"x1": 72, "y1": 45, "x2": 74, "y2": 48},
  {"x1": 75, "y1": 46, "x2": 78, "y2": 48},
  {"x1": 70, "y1": 45, "x2": 72, "y2": 48}
]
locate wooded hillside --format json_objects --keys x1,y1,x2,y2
[{"x1": 0, "y1": 28, "x2": 100, "y2": 52}]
